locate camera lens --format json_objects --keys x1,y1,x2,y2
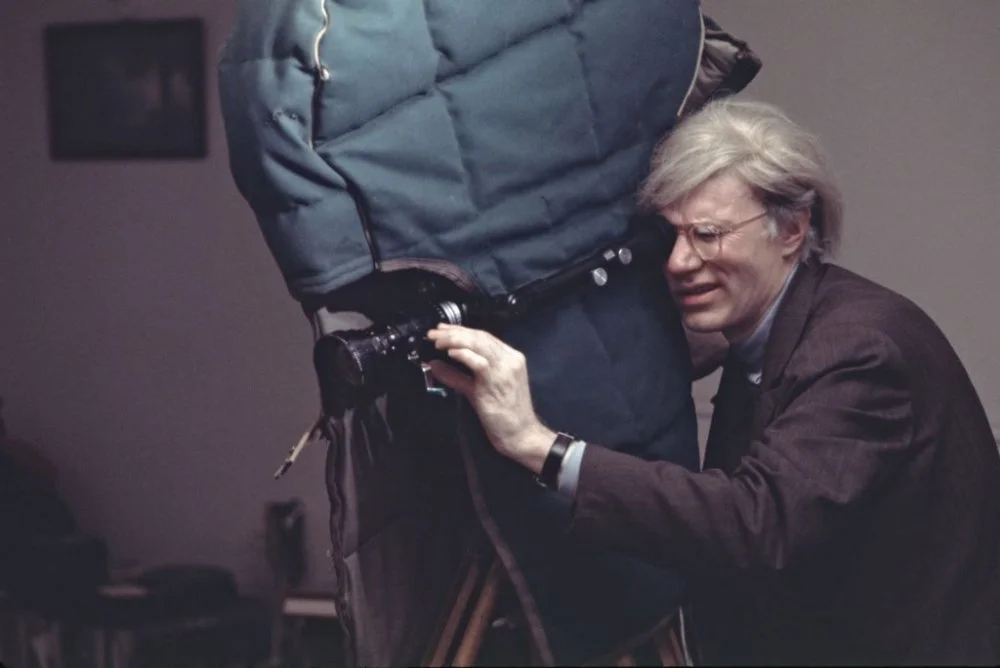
[{"x1": 315, "y1": 300, "x2": 468, "y2": 403}]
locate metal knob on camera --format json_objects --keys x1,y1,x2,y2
[
  {"x1": 590, "y1": 247, "x2": 632, "y2": 287},
  {"x1": 421, "y1": 300, "x2": 465, "y2": 397}
]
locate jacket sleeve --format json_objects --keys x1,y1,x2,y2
[{"x1": 567, "y1": 325, "x2": 914, "y2": 576}]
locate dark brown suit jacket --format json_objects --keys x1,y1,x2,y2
[{"x1": 569, "y1": 261, "x2": 1000, "y2": 665}]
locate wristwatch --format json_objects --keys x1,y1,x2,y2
[{"x1": 536, "y1": 432, "x2": 574, "y2": 490}]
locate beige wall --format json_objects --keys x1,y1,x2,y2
[{"x1": 696, "y1": 0, "x2": 1000, "y2": 445}]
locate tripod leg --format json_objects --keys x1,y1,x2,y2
[
  {"x1": 528, "y1": 639, "x2": 543, "y2": 667},
  {"x1": 451, "y1": 559, "x2": 503, "y2": 667},
  {"x1": 424, "y1": 557, "x2": 483, "y2": 667},
  {"x1": 653, "y1": 616, "x2": 685, "y2": 666}
]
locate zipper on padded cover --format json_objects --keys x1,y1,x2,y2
[{"x1": 309, "y1": 0, "x2": 331, "y2": 150}]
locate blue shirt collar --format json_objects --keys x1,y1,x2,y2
[{"x1": 732, "y1": 263, "x2": 799, "y2": 384}]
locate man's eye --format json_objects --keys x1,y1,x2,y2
[{"x1": 691, "y1": 227, "x2": 720, "y2": 242}]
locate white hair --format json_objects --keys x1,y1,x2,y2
[{"x1": 640, "y1": 98, "x2": 844, "y2": 261}]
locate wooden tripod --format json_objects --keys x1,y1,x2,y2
[{"x1": 421, "y1": 553, "x2": 687, "y2": 667}]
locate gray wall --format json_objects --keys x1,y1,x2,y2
[
  {"x1": 0, "y1": 0, "x2": 332, "y2": 593},
  {"x1": 0, "y1": 1, "x2": 997, "y2": 592}
]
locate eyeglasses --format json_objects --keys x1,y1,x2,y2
[{"x1": 669, "y1": 211, "x2": 769, "y2": 261}]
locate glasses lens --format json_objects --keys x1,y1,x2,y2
[{"x1": 690, "y1": 229, "x2": 721, "y2": 261}]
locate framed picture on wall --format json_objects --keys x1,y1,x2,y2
[{"x1": 44, "y1": 18, "x2": 206, "y2": 160}]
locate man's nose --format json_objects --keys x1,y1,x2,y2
[{"x1": 666, "y1": 231, "x2": 702, "y2": 277}]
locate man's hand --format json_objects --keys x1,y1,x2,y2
[{"x1": 426, "y1": 324, "x2": 555, "y2": 474}]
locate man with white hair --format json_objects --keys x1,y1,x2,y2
[{"x1": 428, "y1": 99, "x2": 1000, "y2": 664}]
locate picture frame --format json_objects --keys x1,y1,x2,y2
[{"x1": 44, "y1": 18, "x2": 206, "y2": 161}]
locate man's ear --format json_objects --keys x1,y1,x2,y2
[{"x1": 779, "y1": 211, "x2": 809, "y2": 259}]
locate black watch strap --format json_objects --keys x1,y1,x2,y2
[{"x1": 537, "y1": 432, "x2": 574, "y2": 490}]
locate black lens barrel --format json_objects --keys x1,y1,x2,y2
[{"x1": 317, "y1": 301, "x2": 468, "y2": 406}]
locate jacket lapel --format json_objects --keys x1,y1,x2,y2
[
  {"x1": 759, "y1": 260, "x2": 826, "y2": 392},
  {"x1": 705, "y1": 261, "x2": 827, "y2": 470}
]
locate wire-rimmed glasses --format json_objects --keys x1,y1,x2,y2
[{"x1": 670, "y1": 211, "x2": 769, "y2": 261}]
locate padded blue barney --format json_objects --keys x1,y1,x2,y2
[{"x1": 219, "y1": 1, "x2": 758, "y2": 664}]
